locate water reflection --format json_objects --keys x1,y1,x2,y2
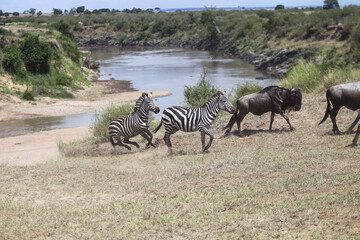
[{"x1": 0, "y1": 113, "x2": 95, "y2": 138}]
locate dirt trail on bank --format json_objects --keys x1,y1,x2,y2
[{"x1": 0, "y1": 79, "x2": 171, "y2": 165}]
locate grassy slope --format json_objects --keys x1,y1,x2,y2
[{"x1": 1, "y1": 94, "x2": 360, "y2": 239}]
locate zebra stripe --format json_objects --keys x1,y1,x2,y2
[
  {"x1": 108, "y1": 93, "x2": 160, "y2": 150},
  {"x1": 154, "y1": 91, "x2": 234, "y2": 153}
]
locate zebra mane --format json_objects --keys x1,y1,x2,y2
[
  {"x1": 133, "y1": 93, "x2": 149, "y2": 112},
  {"x1": 201, "y1": 91, "x2": 222, "y2": 108}
]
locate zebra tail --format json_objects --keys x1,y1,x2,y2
[
  {"x1": 319, "y1": 89, "x2": 331, "y2": 125},
  {"x1": 153, "y1": 121, "x2": 163, "y2": 133},
  {"x1": 223, "y1": 104, "x2": 238, "y2": 131}
]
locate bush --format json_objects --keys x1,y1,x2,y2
[
  {"x1": 2, "y1": 44, "x2": 27, "y2": 79},
  {"x1": 58, "y1": 35, "x2": 80, "y2": 63},
  {"x1": 21, "y1": 90, "x2": 34, "y2": 100},
  {"x1": 184, "y1": 70, "x2": 218, "y2": 108},
  {"x1": 229, "y1": 82, "x2": 263, "y2": 104},
  {"x1": 20, "y1": 34, "x2": 52, "y2": 74},
  {"x1": 56, "y1": 72, "x2": 73, "y2": 86},
  {"x1": 91, "y1": 103, "x2": 136, "y2": 143}
]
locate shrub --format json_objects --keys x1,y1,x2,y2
[
  {"x1": 56, "y1": 72, "x2": 73, "y2": 86},
  {"x1": 58, "y1": 35, "x2": 80, "y2": 63},
  {"x1": 229, "y1": 82, "x2": 263, "y2": 104},
  {"x1": 20, "y1": 34, "x2": 52, "y2": 74},
  {"x1": 91, "y1": 103, "x2": 136, "y2": 143},
  {"x1": 184, "y1": 70, "x2": 218, "y2": 108},
  {"x1": 21, "y1": 90, "x2": 34, "y2": 100},
  {"x1": 2, "y1": 44, "x2": 26, "y2": 79}
]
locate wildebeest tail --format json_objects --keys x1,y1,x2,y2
[
  {"x1": 153, "y1": 121, "x2": 163, "y2": 133},
  {"x1": 319, "y1": 89, "x2": 332, "y2": 125},
  {"x1": 223, "y1": 104, "x2": 238, "y2": 133}
]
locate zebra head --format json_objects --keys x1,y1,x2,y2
[
  {"x1": 217, "y1": 91, "x2": 235, "y2": 114},
  {"x1": 142, "y1": 92, "x2": 160, "y2": 114}
]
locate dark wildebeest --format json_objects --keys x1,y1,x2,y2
[
  {"x1": 352, "y1": 124, "x2": 360, "y2": 145},
  {"x1": 223, "y1": 86, "x2": 302, "y2": 135},
  {"x1": 318, "y1": 82, "x2": 360, "y2": 135}
]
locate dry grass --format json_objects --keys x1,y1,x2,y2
[{"x1": 1, "y1": 94, "x2": 360, "y2": 239}]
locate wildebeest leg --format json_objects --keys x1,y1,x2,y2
[
  {"x1": 236, "y1": 113, "x2": 247, "y2": 136},
  {"x1": 164, "y1": 128, "x2": 178, "y2": 154},
  {"x1": 352, "y1": 124, "x2": 360, "y2": 145},
  {"x1": 123, "y1": 138, "x2": 140, "y2": 149},
  {"x1": 330, "y1": 106, "x2": 342, "y2": 134},
  {"x1": 347, "y1": 110, "x2": 360, "y2": 133},
  {"x1": 279, "y1": 111, "x2": 295, "y2": 131},
  {"x1": 199, "y1": 127, "x2": 214, "y2": 152},
  {"x1": 269, "y1": 112, "x2": 275, "y2": 131},
  {"x1": 140, "y1": 129, "x2": 155, "y2": 148}
]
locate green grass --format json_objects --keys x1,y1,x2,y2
[{"x1": 280, "y1": 61, "x2": 360, "y2": 93}]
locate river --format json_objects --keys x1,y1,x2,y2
[{"x1": 0, "y1": 47, "x2": 276, "y2": 138}]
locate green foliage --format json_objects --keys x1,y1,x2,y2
[
  {"x1": 58, "y1": 35, "x2": 80, "y2": 63},
  {"x1": 56, "y1": 72, "x2": 73, "y2": 86},
  {"x1": 323, "y1": 0, "x2": 340, "y2": 9},
  {"x1": 229, "y1": 82, "x2": 263, "y2": 104},
  {"x1": 21, "y1": 90, "x2": 34, "y2": 100},
  {"x1": 51, "y1": 20, "x2": 74, "y2": 39},
  {"x1": 275, "y1": 5, "x2": 285, "y2": 10},
  {"x1": 20, "y1": 34, "x2": 52, "y2": 74},
  {"x1": 2, "y1": 44, "x2": 26, "y2": 79},
  {"x1": 200, "y1": 9, "x2": 220, "y2": 49},
  {"x1": 184, "y1": 70, "x2": 218, "y2": 108},
  {"x1": 91, "y1": 103, "x2": 135, "y2": 143}
]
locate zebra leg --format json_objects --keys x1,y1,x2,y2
[
  {"x1": 123, "y1": 138, "x2": 140, "y2": 149},
  {"x1": 140, "y1": 129, "x2": 155, "y2": 148},
  {"x1": 164, "y1": 129, "x2": 178, "y2": 154},
  {"x1": 201, "y1": 132, "x2": 206, "y2": 150},
  {"x1": 200, "y1": 128, "x2": 214, "y2": 152}
]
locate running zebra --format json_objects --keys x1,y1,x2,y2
[
  {"x1": 153, "y1": 91, "x2": 234, "y2": 154},
  {"x1": 108, "y1": 92, "x2": 160, "y2": 150}
]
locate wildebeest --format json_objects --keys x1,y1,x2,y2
[
  {"x1": 223, "y1": 86, "x2": 302, "y2": 135},
  {"x1": 154, "y1": 91, "x2": 235, "y2": 154},
  {"x1": 352, "y1": 124, "x2": 360, "y2": 145},
  {"x1": 318, "y1": 82, "x2": 360, "y2": 134},
  {"x1": 108, "y1": 92, "x2": 160, "y2": 150}
]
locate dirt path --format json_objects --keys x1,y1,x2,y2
[{"x1": 0, "y1": 78, "x2": 171, "y2": 166}]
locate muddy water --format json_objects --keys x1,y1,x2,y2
[{"x1": 1, "y1": 47, "x2": 276, "y2": 138}]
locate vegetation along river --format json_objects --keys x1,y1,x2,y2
[{"x1": 0, "y1": 47, "x2": 277, "y2": 138}]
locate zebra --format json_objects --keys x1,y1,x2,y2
[
  {"x1": 153, "y1": 91, "x2": 235, "y2": 154},
  {"x1": 108, "y1": 92, "x2": 160, "y2": 150}
]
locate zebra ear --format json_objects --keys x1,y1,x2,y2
[{"x1": 148, "y1": 92, "x2": 153, "y2": 98}]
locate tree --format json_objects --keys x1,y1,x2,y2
[
  {"x1": 76, "y1": 6, "x2": 85, "y2": 14},
  {"x1": 275, "y1": 4, "x2": 285, "y2": 10},
  {"x1": 13, "y1": 12, "x2": 20, "y2": 16},
  {"x1": 0, "y1": 10, "x2": 3, "y2": 16},
  {"x1": 53, "y1": 8, "x2": 63, "y2": 15},
  {"x1": 323, "y1": 0, "x2": 340, "y2": 9},
  {"x1": 29, "y1": 8, "x2": 36, "y2": 16},
  {"x1": 200, "y1": 9, "x2": 220, "y2": 49},
  {"x1": 70, "y1": 8, "x2": 76, "y2": 15},
  {"x1": 37, "y1": 11, "x2": 42, "y2": 17}
]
